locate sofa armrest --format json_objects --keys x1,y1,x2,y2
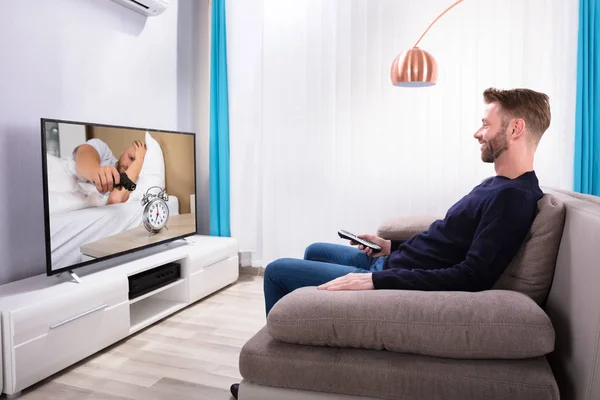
[
  {"x1": 267, "y1": 287, "x2": 554, "y2": 360},
  {"x1": 377, "y1": 215, "x2": 441, "y2": 240}
]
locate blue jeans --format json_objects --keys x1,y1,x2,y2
[{"x1": 263, "y1": 242, "x2": 387, "y2": 316}]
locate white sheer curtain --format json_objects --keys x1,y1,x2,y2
[{"x1": 227, "y1": 0, "x2": 579, "y2": 267}]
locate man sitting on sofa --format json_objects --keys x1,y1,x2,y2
[
  {"x1": 265, "y1": 87, "x2": 551, "y2": 313},
  {"x1": 230, "y1": 87, "x2": 550, "y2": 400}
]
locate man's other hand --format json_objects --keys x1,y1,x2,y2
[
  {"x1": 93, "y1": 166, "x2": 120, "y2": 193},
  {"x1": 350, "y1": 234, "x2": 391, "y2": 257},
  {"x1": 133, "y1": 140, "x2": 147, "y2": 162},
  {"x1": 317, "y1": 273, "x2": 374, "y2": 291}
]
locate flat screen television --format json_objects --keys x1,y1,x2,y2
[{"x1": 41, "y1": 118, "x2": 197, "y2": 276}]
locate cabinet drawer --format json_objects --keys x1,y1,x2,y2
[
  {"x1": 189, "y1": 255, "x2": 239, "y2": 302},
  {"x1": 10, "y1": 278, "x2": 127, "y2": 346},
  {"x1": 12, "y1": 302, "x2": 129, "y2": 393},
  {"x1": 183, "y1": 238, "x2": 238, "y2": 275}
]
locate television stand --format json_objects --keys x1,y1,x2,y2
[
  {"x1": 68, "y1": 270, "x2": 83, "y2": 284},
  {"x1": 0, "y1": 235, "x2": 239, "y2": 397},
  {"x1": 54, "y1": 270, "x2": 83, "y2": 284}
]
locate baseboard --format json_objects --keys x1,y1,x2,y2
[
  {"x1": 239, "y1": 266, "x2": 264, "y2": 276},
  {"x1": 238, "y1": 251, "x2": 264, "y2": 276},
  {"x1": 239, "y1": 251, "x2": 252, "y2": 267}
]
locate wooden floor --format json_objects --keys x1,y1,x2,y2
[{"x1": 18, "y1": 273, "x2": 266, "y2": 400}]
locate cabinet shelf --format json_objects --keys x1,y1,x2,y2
[{"x1": 130, "y1": 297, "x2": 186, "y2": 334}]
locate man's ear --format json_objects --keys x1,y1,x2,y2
[{"x1": 510, "y1": 118, "x2": 526, "y2": 140}]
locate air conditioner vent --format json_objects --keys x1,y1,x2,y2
[{"x1": 110, "y1": 0, "x2": 169, "y2": 16}]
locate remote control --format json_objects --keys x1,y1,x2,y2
[{"x1": 338, "y1": 229, "x2": 382, "y2": 252}]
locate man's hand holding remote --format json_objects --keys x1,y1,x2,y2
[{"x1": 350, "y1": 234, "x2": 391, "y2": 257}]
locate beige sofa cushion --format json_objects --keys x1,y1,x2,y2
[
  {"x1": 241, "y1": 326, "x2": 559, "y2": 400},
  {"x1": 377, "y1": 215, "x2": 440, "y2": 240},
  {"x1": 268, "y1": 287, "x2": 555, "y2": 359},
  {"x1": 493, "y1": 194, "x2": 566, "y2": 305}
]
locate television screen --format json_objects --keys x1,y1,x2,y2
[{"x1": 41, "y1": 119, "x2": 197, "y2": 275}]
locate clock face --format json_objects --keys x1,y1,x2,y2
[{"x1": 147, "y1": 200, "x2": 169, "y2": 230}]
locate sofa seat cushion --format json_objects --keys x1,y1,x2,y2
[
  {"x1": 267, "y1": 287, "x2": 554, "y2": 359},
  {"x1": 240, "y1": 327, "x2": 559, "y2": 400}
]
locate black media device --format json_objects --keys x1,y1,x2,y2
[
  {"x1": 338, "y1": 229, "x2": 382, "y2": 252},
  {"x1": 128, "y1": 262, "x2": 181, "y2": 300}
]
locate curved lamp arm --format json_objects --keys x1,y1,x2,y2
[{"x1": 413, "y1": 0, "x2": 465, "y2": 48}]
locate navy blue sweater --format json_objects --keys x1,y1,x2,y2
[{"x1": 372, "y1": 171, "x2": 543, "y2": 292}]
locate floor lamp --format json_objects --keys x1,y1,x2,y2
[{"x1": 390, "y1": 0, "x2": 464, "y2": 87}]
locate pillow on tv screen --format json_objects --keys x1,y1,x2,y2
[
  {"x1": 46, "y1": 153, "x2": 77, "y2": 193},
  {"x1": 128, "y1": 132, "x2": 165, "y2": 202}
]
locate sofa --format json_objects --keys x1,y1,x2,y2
[{"x1": 236, "y1": 188, "x2": 600, "y2": 400}]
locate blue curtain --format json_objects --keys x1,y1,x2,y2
[
  {"x1": 574, "y1": 0, "x2": 600, "y2": 195},
  {"x1": 209, "y1": 0, "x2": 231, "y2": 236}
]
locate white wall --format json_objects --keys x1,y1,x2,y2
[
  {"x1": 191, "y1": 0, "x2": 212, "y2": 241},
  {"x1": 0, "y1": 0, "x2": 206, "y2": 284}
]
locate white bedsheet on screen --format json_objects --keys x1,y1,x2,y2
[{"x1": 50, "y1": 196, "x2": 180, "y2": 270}]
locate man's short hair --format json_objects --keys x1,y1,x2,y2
[{"x1": 483, "y1": 88, "x2": 551, "y2": 143}]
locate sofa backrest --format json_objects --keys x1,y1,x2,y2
[{"x1": 542, "y1": 188, "x2": 600, "y2": 400}]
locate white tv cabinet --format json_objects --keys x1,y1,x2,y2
[{"x1": 0, "y1": 235, "x2": 239, "y2": 397}]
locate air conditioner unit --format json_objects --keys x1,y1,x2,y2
[{"x1": 110, "y1": 0, "x2": 169, "y2": 17}]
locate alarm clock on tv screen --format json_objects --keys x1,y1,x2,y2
[{"x1": 141, "y1": 186, "x2": 169, "y2": 234}]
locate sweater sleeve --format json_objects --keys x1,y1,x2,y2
[
  {"x1": 371, "y1": 188, "x2": 535, "y2": 291},
  {"x1": 390, "y1": 239, "x2": 406, "y2": 252}
]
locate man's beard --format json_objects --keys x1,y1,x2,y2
[{"x1": 481, "y1": 126, "x2": 509, "y2": 163}]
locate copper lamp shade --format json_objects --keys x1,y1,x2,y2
[
  {"x1": 391, "y1": 0, "x2": 464, "y2": 87},
  {"x1": 390, "y1": 48, "x2": 438, "y2": 87}
]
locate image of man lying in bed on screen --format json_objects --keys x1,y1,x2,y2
[
  {"x1": 70, "y1": 138, "x2": 146, "y2": 205},
  {"x1": 44, "y1": 120, "x2": 196, "y2": 272}
]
